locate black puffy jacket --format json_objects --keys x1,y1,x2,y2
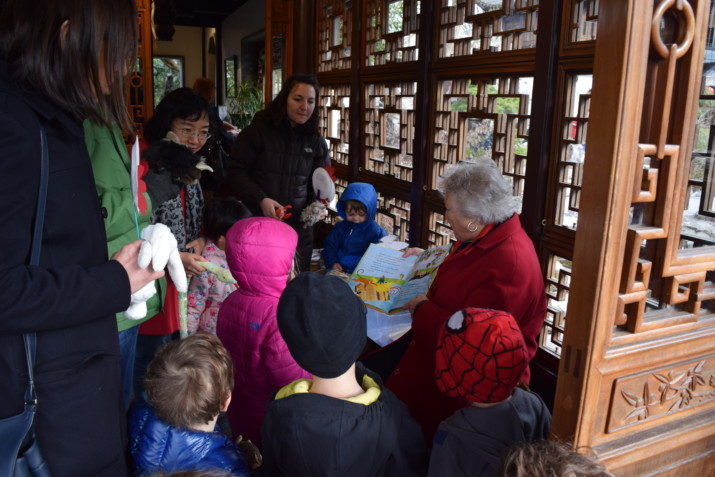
[{"x1": 226, "y1": 110, "x2": 329, "y2": 221}]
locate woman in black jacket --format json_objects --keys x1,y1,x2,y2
[
  {"x1": 0, "y1": 1, "x2": 162, "y2": 475},
  {"x1": 227, "y1": 74, "x2": 330, "y2": 271}
]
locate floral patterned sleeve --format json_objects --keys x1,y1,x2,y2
[{"x1": 187, "y1": 270, "x2": 210, "y2": 334}]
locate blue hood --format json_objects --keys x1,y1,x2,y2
[{"x1": 337, "y1": 182, "x2": 379, "y2": 221}]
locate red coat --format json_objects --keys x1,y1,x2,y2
[{"x1": 387, "y1": 214, "x2": 546, "y2": 442}]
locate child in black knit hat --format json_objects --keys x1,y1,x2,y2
[{"x1": 259, "y1": 272, "x2": 428, "y2": 477}]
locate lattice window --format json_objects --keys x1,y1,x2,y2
[
  {"x1": 319, "y1": 84, "x2": 351, "y2": 166},
  {"x1": 325, "y1": 177, "x2": 350, "y2": 226},
  {"x1": 554, "y1": 73, "x2": 592, "y2": 229},
  {"x1": 681, "y1": 60, "x2": 715, "y2": 248},
  {"x1": 569, "y1": 0, "x2": 599, "y2": 43},
  {"x1": 365, "y1": 0, "x2": 421, "y2": 65},
  {"x1": 364, "y1": 82, "x2": 416, "y2": 182},
  {"x1": 438, "y1": 0, "x2": 538, "y2": 59},
  {"x1": 542, "y1": 253, "x2": 571, "y2": 356},
  {"x1": 425, "y1": 209, "x2": 455, "y2": 247},
  {"x1": 432, "y1": 76, "x2": 533, "y2": 205},
  {"x1": 317, "y1": 0, "x2": 352, "y2": 72},
  {"x1": 375, "y1": 192, "x2": 411, "y2": 241}
]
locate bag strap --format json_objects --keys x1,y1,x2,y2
[{"x1": 22, "y1": 127, "x2": 48, "y2": 407}]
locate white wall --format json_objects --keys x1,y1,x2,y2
[
  {"x1": 222, "y1": 0, "x2": 265, "y2": 84},
  {"x1": 154, "y1": 25, "x2": 203, "y2": 89}
]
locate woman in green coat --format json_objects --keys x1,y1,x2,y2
[{"x1": 84, "y1": 120, "x2": 164, "y2": 408}]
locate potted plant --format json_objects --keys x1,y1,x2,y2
[{"x1": 228, "y1": 81, "x2": 264, "y2": 130}]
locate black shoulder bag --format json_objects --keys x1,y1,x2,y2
[{"x1": 0, "y1": 128, "x2": 51, "y2": 477}]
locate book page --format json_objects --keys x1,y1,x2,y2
[
  {"x1": 348, "y1": 244, "x2": 418, "y2": 313},
  {"x1": 391, "y1": 245, "x2": 451, "y2": 311}
]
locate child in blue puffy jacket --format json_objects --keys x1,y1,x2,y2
[
  {"x1": 323, "y1": 182, "x2": 388, "y2": 273},
  {"x1": 128, "y1": 332, "x2": 253, "y2": 476}
]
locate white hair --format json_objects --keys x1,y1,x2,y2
[{"x1": 437, "y1": 160, "x2": 518, "y2": 225}]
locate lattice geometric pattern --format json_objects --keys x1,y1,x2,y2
[
  {"x1": 375, "y1": 191, "x2": 411, "y2": 241},
  {"x1": 432, "y1": 77, "x2": 533, "y2": 204},
  {"x1": 317, "y1": 0, "x2": 353, "y2": 72},
  {"x1": 319, "y1": 84, "x2": 351, "y2": 166},
  {"x1": 364, "y1": 0, "x2": 421, "y2": 66},
  {"x1": 541, "y1": 253, "x2": 571, "y2": 357},
  {"x1": 426, "y1": 209, "x2": 455, "y2": 247},
  {"x1": 325, "y1": 177, "x2": 350, "y2": 226},
  {"x1": 569, "y1": 0, "x2": 599, "y2": 43},
  {"x1": 554, "y1": 74, "x2": 592, "y2": 229},
  {"x1": 615, "y1": 0, "x2": 714, "y2": 333},
  {"x1": 364, "y1": 82, "x2": 417, "y2": 182},
  {"x1": 438, "y1": 0, "x2": 539, "y2": 58}
]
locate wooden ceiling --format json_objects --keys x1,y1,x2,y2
[{"x1": 162, "y1": 0, "x2": 251, "y2": 27}]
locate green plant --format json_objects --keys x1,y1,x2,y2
[{"x1": 227, "y1": 81, "x2": 264, "y2": 129}]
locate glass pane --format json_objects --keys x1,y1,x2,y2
[
  {"x1": 383, "y1": 113, "x2": 401, "y2": 149},
  {"x1": 332, "y1": 16, "x2": 344, "y2": 46},
  {"x1": 387, "y1": 1, "x2": 404, "y2": 34},
  {"x1": 152, "y1": 56, "x2": 184, "y2": 107},
  {"x1": 541, "y1": 253, "x2": 572, "y2": 357},
  {"x1": 570, "y1": 0, "x2": 599, "y2": 43},
  {"x1": 464, "y1": 118, "x2": 495, "y2": 162}
]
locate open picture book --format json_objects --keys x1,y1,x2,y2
[{"x1": 348, "y1": 243, "x2": 451, "y2": 314}]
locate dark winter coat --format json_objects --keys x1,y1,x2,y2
[
  {"x1": 226, "y1": 111, "x2": 329, "y2": 270},
  {"x1": 259, "y1": 364, "x2": 428, "y2": 477},
  {"x1": 427, "y1": 388, "x2": 551, "y2": 477},
  {"x1": 128, "y1": 399, "x2": 250, "y2": 476},
  {"x1": 323, "y1": 182, "x2": 388, "y2": 273},
  {"x1": 0, "y1": 59, "x2": 130, "y2": 476}
]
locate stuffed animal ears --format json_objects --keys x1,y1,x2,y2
[
  {"x1": 165, "y1": 131, "x2": 182, "y2": 144},
  {"x1": 312, "y1": 167, "x2": 335, "y2": 202}
]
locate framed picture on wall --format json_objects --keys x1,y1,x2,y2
[
  {"x1": 225, "y1": 55, "x2": 238, "y2": 97},
  {"x1": 153, "y1": 55, "x2": 185, "y2": 107},
  {"x1": 241, "y1": 29, "x2": 265, "y2": 85}
]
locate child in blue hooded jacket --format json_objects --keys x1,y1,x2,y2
[{"x1": 323, "y1": 182, "x2": 388, "y2": 274}]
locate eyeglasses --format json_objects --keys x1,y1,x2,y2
[{"x1": 173, "y1": 128, "x2": 211, "y2": 141}]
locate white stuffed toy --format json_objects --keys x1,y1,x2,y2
[
  {"x1": 300, "y1": 166, "x2": 336, "y2": 228},
  {"x1": 123, "y1": 223, "x2": 187, "y2": 320}
]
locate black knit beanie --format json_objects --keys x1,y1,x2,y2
[{"x1": 277, "y1": 272, "x2": 367, "y2": 378}]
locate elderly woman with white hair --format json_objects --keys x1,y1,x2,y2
[{"x1": 386, "y1": 160, "x2": 547, "y2": 443}]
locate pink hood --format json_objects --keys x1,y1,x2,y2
[
  {"x1": 225, "y1": 217, "x2": 297, "y2": 296},
  {"x1": 218, "y1": 217, "x2": 308, "y2": 445}
]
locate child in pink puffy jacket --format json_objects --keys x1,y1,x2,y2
[
  {"x1": 216, "y1": 217, "x2": 310, "y2": 445},
  {"x1": 187, "y1": 198, "x2": 251, "y2": 335}
]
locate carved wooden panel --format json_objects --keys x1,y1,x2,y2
[
  {"x1": 425, "y1": 209, "x2": 455, "y2": 248},
  {"x1": 606, "y1": 356, "x2": 714, "y2": 432},
  {"x1": 130, "y1": 0, "x2": 153, "y2": 134},
  {"x1": 542, "y1": 253, "x2": 571, "y2": 356},
  {"x1": 364, "y1": 81, "x2": 416, "y2": 182},
  {"x1": 431, "y1": 76, "x2": 533, "y2": 205},
  {"x1": 614, "y1": 0, "x2": 715, "y2": 335},
  {"x1": 437, "y1": 0, "x2": 538, "y2": 59},
  {"x1": 552, "y1": 72, "x2": 593, "y2": 230},
  {"x1": 375, "y1": 191, "x2": 411, "y2": 241},
  {"x1": 317, "y1": 0, "x2": 352, "y2": 72},
  {"x1": 364, "y1": 0, "x2": 421, "y2": 65},
  {"x1": 568, "y1": 0, "x2": 599, "y2": 44},
  {"x1": 319, "y1": 84, "x2": 351, "y2": 166}
]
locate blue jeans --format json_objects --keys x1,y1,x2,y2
[{"x1": 118, "y1": 325, "x2": 140, "y2": 410}]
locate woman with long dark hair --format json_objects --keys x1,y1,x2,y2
[
  {"x1": 0, "y1": 0, "x2": 162, "y2": 474},
  {"x1": 227, "y1": 74, "x2": 330, "y2": 271}
]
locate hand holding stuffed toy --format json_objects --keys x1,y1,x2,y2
[
  {"x1": 300, "y1": 166, "x2": 336, "y2": 228},
  {"x1": 124, "y1": 223, "x2": 187, "y2": 320}
]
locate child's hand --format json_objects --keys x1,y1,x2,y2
[
  {"x1": 332, "y1": 263, "x2": 343, "y2": 272},
  {"x1": 180, "y1": 251, "x2": 205, "y2": 276},
  {"x1": 235, "y1": 435, "x2": 263, "y2": 470}
]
